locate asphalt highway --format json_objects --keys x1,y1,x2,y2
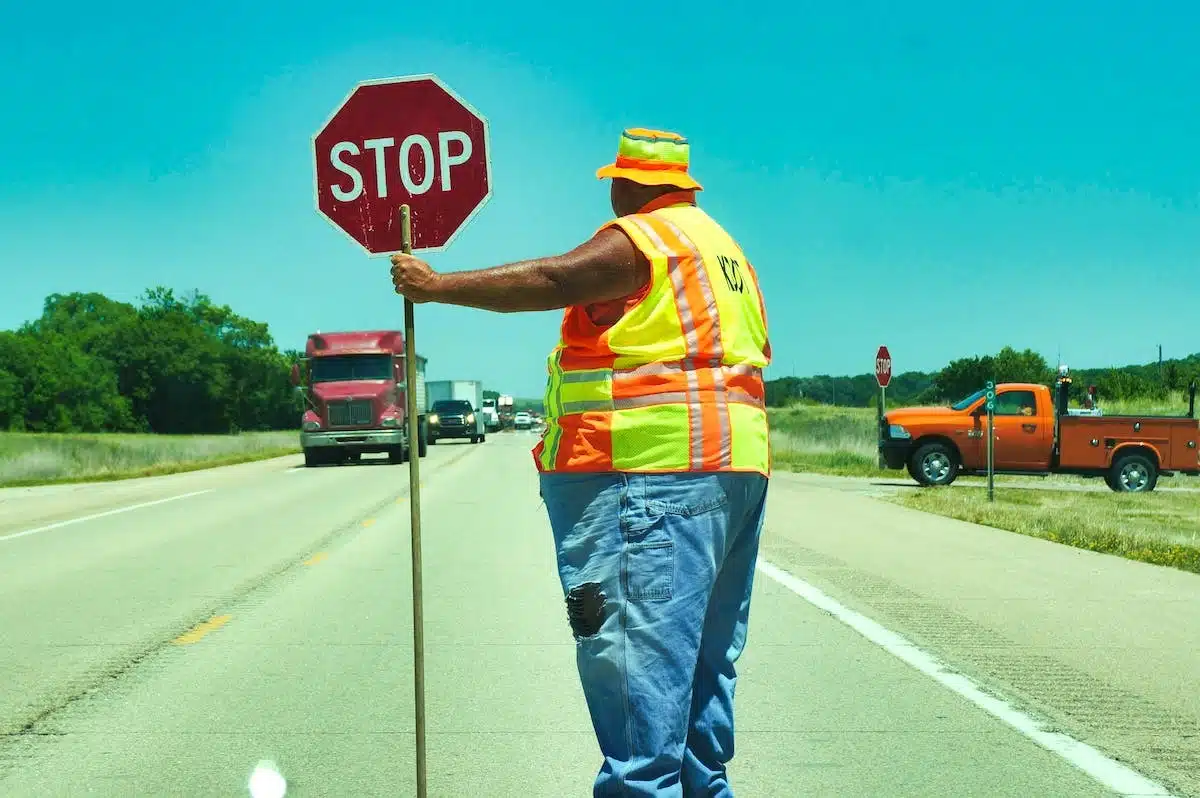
[{"x1": 1, "y1": 433, "x2": 1195, "y2": 796}]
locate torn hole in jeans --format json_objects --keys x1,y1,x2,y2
[{"x1": 566, "y1": 581, "x2": 606, "y2": 640}]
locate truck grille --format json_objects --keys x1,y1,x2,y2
[{"x1": 328, "y1": 399, "x2": 373, "y2": 427}]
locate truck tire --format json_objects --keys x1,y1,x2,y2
[
  {"x1": 909, "y1": 441, "x2": 959, "y2": 487},
  {"x1": 1108, "y1": 453, "x2": 1158, "y2": 492},
  {"x1": 304, "y1": 449, "x2": 320, "y2": 467},
  {"x1": 418, "y1": 433, "x2": 427, "y2": 458},
  {"x1": 388, "y1": 446, "x2": 406, "y2": 465}
]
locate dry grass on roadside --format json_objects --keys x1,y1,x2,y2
[
  {"x1": 0, "y1": 431, "x2": 300, "y2": 488},
  {"x1": 768, "y1": 404, "x2": 887, "y2": 477},
  {"x1": 890, "y1": 487, "x2": 1200, "y2": 574}
]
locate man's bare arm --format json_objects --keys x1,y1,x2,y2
[{"x1": 428, "y1": 228, "x2": 649, "y2": 313}]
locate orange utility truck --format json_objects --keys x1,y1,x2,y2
[{"x1": 878, "y1": 369, "x2": 1198, "y2": 492}]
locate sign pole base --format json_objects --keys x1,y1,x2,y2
[
  {"x1": 400, "y1": 205, "x2": 428, "y2": 798},
  {"x1": 987, "y1": 411, "x2": 995, "y2": 503}
]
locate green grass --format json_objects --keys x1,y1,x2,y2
[
  {"x1": 0, "y1": 431, "x2": 300, "y2": 488},
  {"x1": 889, "y1": 487, "x2": 1200, "y2": 574}
]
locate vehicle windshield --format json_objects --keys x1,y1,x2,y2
[
  {"x1": 951, "y1": 388, "x2": 987, "y2": 411},
  {"x1": 432, "y1": 400, "x2": 473, "y2": 414},
  {"x1": 310, "y1": 354, "x2": 391, "y2": 383}
]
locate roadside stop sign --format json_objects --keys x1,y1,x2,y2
[
  {"x1": 875, "y1": 346, "x2": 892, "y2": 388},
  {"x1": 313, "y1": 74, "x2": 492, "y2": 255}
]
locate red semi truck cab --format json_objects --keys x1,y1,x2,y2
[{"x1": 289, "y1": 330, "x2": 428, "y2": 467}]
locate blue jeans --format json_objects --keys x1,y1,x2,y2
[{"x1": 539, "y1": 471, "x2": 769, "y2": 797}]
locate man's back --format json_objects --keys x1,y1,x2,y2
[{"x1": 535, "y1": 195, "x2": 772, "y2": 476}]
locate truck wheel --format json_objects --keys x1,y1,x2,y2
[
  {"x1": 418, "y1": 434, "x2": 428, "y2": 458},
  {"x1": 304, "y1": 449, "x2": 320, "y2": 467},
  {"x1": 388, "y1": 446, "x2": 406, "y2": 465},
  {"x1": 480, "y1": 433, "x2": 486, "y2": 443},
  {"x1": 1109, "y1": 453, "x2": 1158, "y2": 492},
  {"x1": 909, "y1": 442, "x2": 958, "y2": 487}
]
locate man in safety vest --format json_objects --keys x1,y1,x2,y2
[{"x1": 390, "y1": 128, "x2": 771, "y2": 796}]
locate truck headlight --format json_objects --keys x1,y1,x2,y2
[
  {"x1": 428, "y1": 414, "x2": 439, "y2": 425},
  {"x1": 466, "y1": 413, "x2": 475, "y2": 424},
  {"x1": 303, "y1": 420, "x2": 321, "y2": 432},
  {"x1": 380, "y1": 417, "x2": 400, "y2": 427},
  {"x1": 889, "y1": 424, "x2": 911, "y2": 439}
]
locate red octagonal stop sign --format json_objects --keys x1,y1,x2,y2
[{"x1": 313, "y1": 74, "x2": 492, "y2": 255}]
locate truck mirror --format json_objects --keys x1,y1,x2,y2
[{"x1": 289, "y1": 363, "x2": 300, "y2": 386}]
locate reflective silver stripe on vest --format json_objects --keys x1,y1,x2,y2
[
  {"x1": 560, "y1": 369, "x2": 613, "y2": 384},
  {"x1": 610, "y1": 391, "x2": 764, "y2": 411},
  {"x1": 614, "y1": 361, "x2": 761, "y2": 379},
  {"x1": 662, "y1": 218, "x2": 734, "y2": 469},
  {"x1": 628, "y1": 217, "x2": 706, "y2": 468},
  {"x1": 560, "y1": 399, "x2": 615, "y2": 414}
]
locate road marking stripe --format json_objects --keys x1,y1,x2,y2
[
  {"x1": 303, "y1": 552, "x2": 329, "y2": 566},
  {"x1": 0, "y1": 490, "x2": 215, "y2": 544},
  {"x1": 173, "y1": 614, "x2": 232, "y2": 645},
  {"x1": 756, "y1": 559, "x2": 1177, "y2": 798},
  {"x1": 362, "y1": 518, "x2": 376, "y2": 527}
]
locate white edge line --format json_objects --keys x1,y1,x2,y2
[
  {"x1": 755, "y1": 558, "x2": 1177, "y2": 798},
  {"x1": 0, "y1": 490, "x2": 215, "y2": 543}
]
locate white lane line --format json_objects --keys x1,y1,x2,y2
[
  {"x1": 0, "y1": 490, "x2": 215, "y2": 544},
  {"x1": 756, "y1": 559, "x2": 1177, "y2": 798}
]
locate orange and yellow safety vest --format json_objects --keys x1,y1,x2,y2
[{"x1": 533, "y1": 192, "x2": 771, "y2": 475}]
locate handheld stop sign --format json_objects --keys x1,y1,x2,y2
[{"x1": 312, "y1": 73, "x2": 493, "y2": 798}]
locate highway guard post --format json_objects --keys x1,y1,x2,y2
[
  {"x1": 985, "y1": 380, "x2": 996, "y2": 502},
  {"x1": 312, "y1": 73, "x2": 493, "y2": 798}
]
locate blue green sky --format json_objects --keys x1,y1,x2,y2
[{"x1": 2, "y1": 1, "x2": 1197, "y2": 397}]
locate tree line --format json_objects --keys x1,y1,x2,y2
[
  {"x1": 0, "y1": 289, "x2": 301, "y2": 434},
  {"x1": 765, "y1": 346, "x2": 1200, "y2": 409},
  {"x1": 2, "y1": 288, "x2": 1195, "y2": 433}
]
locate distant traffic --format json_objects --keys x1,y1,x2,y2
[{"x1": 289, "y1": 329, "x2": 543, "y2": 468}]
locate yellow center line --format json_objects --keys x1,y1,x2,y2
[
  {"x1": 173, "y1": 615, "x2": 232, "y2": 646},
  {"x1": 362, "y1": 518, "x2": 376, "y2": 527},
  {"x1": 304, "y1": 552, "x2": 329, "y2": 566}
]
